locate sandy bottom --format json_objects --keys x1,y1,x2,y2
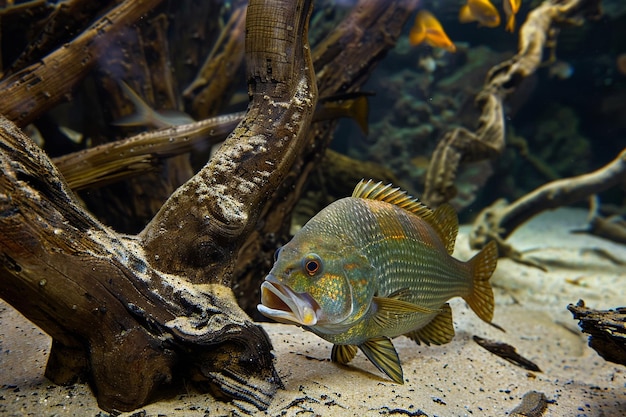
[{"x1": 1, "y1": 208, "x2": 625, "y2": 416}]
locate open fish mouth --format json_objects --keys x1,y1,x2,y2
[{"x1": 257, "y1": 275, "x2": 321, "y2": 326}]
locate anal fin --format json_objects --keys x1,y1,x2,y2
[
  {"x1": 358, "y1": 337, "x2": 404, "y2": 384},
  {"x1": 405, "y1": 303, "x2": 455, "y2": 346},
  {"x1": 331, "y1": 344, "x2": 358, "y2": 365}
]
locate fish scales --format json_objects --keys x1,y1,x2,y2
[
  {"x1": 353, "y1": 198, "x2": 473, "y2": 305},
  {"x1": 258, "y1": 180, "x2": 498, "y2": 384}
]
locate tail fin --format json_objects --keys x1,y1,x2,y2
[
  {"x1": 463, "y1": 240, "x2": 498, "y2": 323},
  {"x1": 113, "y1": 81, "x2": 163, "y2": 129},
  {"x1": 346, "y1": 95, "x2": 369, "y2": 135},
  {"x1": 505, "y1": 15, "x2": 516, "y2": 32}
]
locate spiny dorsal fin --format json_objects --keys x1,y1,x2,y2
[
  {"x1": 359, "y1": 337, "x2": 404, "y2": 384},
  {"x1": 353, "y1": 180, "x2": 459, "y2": 250},
  {"x1": 430, "y1": 204, "x2": 459, "y2": 254},
  {"x1": 331, "y1": 344, "x2": 358, "y2": 365},
  {"x1": 405, "y1": 303, "x2": 455, "y2": 346},
  {"x1": 353, "y1": 179, "x2": 433, "y2": 220}
]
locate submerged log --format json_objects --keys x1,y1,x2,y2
[
  {"x1": 0, "y1": 0, "x2": 165, "y2": 128},
  {"x1": 568, "y1": 300, "x2": 626, "y2": 367},
  {"x1": 0, "y1": 0, "x2": 316, "y2": 413},
  {"x1": 469, "y1": 148, "x2": 626, "y2": 259}
]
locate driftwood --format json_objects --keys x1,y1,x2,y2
[
  {"x1": 423, "y1": 0, "x2": 602, "y2": 208},
  {"x1": 52, "y1": 111, "x2": 243, "y2": 190},
  {"x1": 572, "y1": 195, "x2": 626, "y2": 244},
  {"x1": 183, "y1": 1, "x2": 248, "y2": 119},
  {"x1": 0, "y1": 0, "x2": 317, "y2": 414},
  {"x1": 0, "y1": 0, "x2": 422, "y2": 411},
  {"x1": 568, "y1": 300, "x2": 626, "y2": 367},
  {"x1": 469, "y1": 149, "x2": 626, "y2": 257},
  {"x1": 0, "y1": 0, "x2": 165, "y2": 128},
  {"x1": 473, "y1": 336, "x2": 542, "y2": 372},
  {"x1": 51, "y1": 97, "x2": 371, "y2": 191},
  {"x1": 3, "y1": 0, "x2": 115, "y2": 76}
]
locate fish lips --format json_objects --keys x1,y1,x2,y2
[{"x1": 257, "y1": 275, "x2": 321, "y2": 327}]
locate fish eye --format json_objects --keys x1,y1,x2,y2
[
  {"x1": 273, "y1": 247, "x2": 283, "y2": 262},
  {"x1": 303, "y1": 254, "x2": 322, "y2": 276}
]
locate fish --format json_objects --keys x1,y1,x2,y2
[
  {"x1": 115, "y1": 81, "x2": 370, "y2": 134},
  {"x1": 313, "y1": 92, "x2": 371, "y2": 135},
  {"x1": 459, "y1": 0, "x2": 501, "y2": 28},
  {"x1": 409, "y1": 10, "x2": 457, "y2": 53},
  {"x1": 113, "y1": 81, "x2": 196, "y2": 129},
  {"x1": 548, "y1": 60, "x2": 574, "y2": 80},
  {"x1": 502, "y1": 0, "x2": 522, "y2": 32},
  {"x1": 258, "y1": 180, "x2": 498, "y2": 383},
  {"x1": 617, "y1": 53, "x2": 626, "y2": 76}
]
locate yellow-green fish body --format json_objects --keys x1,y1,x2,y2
[{"x1": 258, "y1": 180, "x2": 498, "y2": 383}]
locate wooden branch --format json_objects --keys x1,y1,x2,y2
[
  {"x1": 183, "y1": 2, "x2": 247, "y2": 119},
  {"x1": 168, "y1": 0, "x2": 225, "y2": 90},
  {"x1": 141, "y1": 0, "x2": 318, "y2": 283},
  {"x1": 423, "y1": 0, "x2": 602, "y2": 207},
  {"x1": 52, "y1": 113, "x2": 242, "y2": 190},
  {"x1": 0, "y1": 0, "x2": 317, "y2": 412},
  {"x1": 5, "y1": 0, "x2": 117, "y2": 76},
  {"x1": 0, "y1": 0, "x2": 164, "y2": 127},
  {"x1": 469, "y1": 148, "x2": 626, "y2": 251},
  {"x1": 312, "y1": 0, "x2": 420, "y2": 96}
]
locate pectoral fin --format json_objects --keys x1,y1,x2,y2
[
  {"x1": 359, "y1": 337, "x2": 404, "y2": 384},
  {"x1": 373, "y1": 296, "x2": 440, "y2": 328},
  {"x1": 331, "y1": 344, "x2": 358, "y2": 364},
  {"x1": 405, "y1": 303, "x2": 455, "y2": 346},
  {"x1": 385, "y1": 288, "x2": 413, "y2": 300}
]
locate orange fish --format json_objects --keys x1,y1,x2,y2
[
  {"x1": 409, "y1": 10, "x2": 456, "y2": 53},
  {"x1": 617, "y1": 53, "x2": 626, "y2": 76},
  {"x1": 459, "y1": 0, "x2": 501, "y2": 28},
  {"x1": 503, "y1": 0, "x2": 522, "y2": 32}
]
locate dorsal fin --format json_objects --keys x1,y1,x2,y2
[
  {"x1": 353, "y1": 180, "x2": 458, "y2": 251},
  {"x1": 352, "y1": 180, "x2": 433, "y2": 220}
]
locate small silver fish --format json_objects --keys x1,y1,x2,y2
[{"x1": 113, "y1": 81, "x2": 195, "y2": 129}]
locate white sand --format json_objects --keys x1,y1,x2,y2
[{"x1": 1, "y1": 208, "x2": 625, "y2": 416}]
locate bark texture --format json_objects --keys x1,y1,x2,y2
[{"x1": 0, "y1": 0, "x2": 316, "y2": 413}]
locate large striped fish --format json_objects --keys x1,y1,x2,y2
[{"x1": 258, "y1": 180, "x2": 498, "y2": 383}]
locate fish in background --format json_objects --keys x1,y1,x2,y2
[
  {"x1": 548, "y1": 60, "x2": 574, "y2": 80},
  {"x1": 459, "y1": 0, "x2": 501, "y2": 28},
  {"x1": 502, "y1": 0, "x2": 522, "y2": 32},
  {"x1": 115, "y1": 81, "x2": 370, "y2": 135},
  {"x1": 616, "y1": 53, "x2": 626, "y2": 76},
  {"x1": 258, "y1": 180, "x2": 498, "y2": 383},
  {"x1": 409, "y1": 10, "x2": 457, "y2": 52},
  {"x1": 114, "y1": 82, "x2": 370, "y2": 160},
  {"x1": 113, "y1": 81, "x2": 195, "y2": 129}
]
